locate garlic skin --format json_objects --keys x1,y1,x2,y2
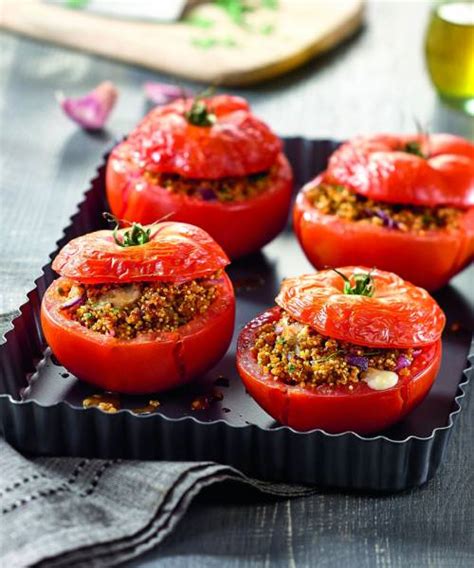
[
  {"x1": 57, "y1": 81, "x2": 118, "y2": 130},
  {"x1": 362, "y1": 368, "x2": 399, "y2": 391}
]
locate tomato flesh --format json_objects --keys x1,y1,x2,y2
[
  {"x1": 237, "y1": 307, "x2": 442, "y2": 434},
  {"x1": 293, "y1": 177, "x2": 474, "y2": 291},
  {"x1": 106, "y1": 153, "x2": 293, "y2": 259},
  {"x1": 41, "y1": 274, "x2": 235, "y2": 394}
]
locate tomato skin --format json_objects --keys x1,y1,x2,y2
[
  {"x1": 53, "y1": 221, "x2": 230, "y2": 284},
  {"x1": 41, "y1": 275, "x2": 235, "y2": 394},
  {"x1": 237, "y1": 307, "x2": 442, "y2": 434},
  {"x1": 126, "y1": 95, "x2": 282, "y2": 179},
  {"x1": 276, "y1": 266, "x2": 445, "y2": 349},
  {"x1": 293, "y1": 176, "x2": 474, "y2": 291},
  {"x1": 327, "y1": 133, "x2": 474, "y2": 207},
  {"x1": 106, "y1": 152, "x2": 293, "y2": 259}
]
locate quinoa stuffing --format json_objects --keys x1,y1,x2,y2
[
  {"x1": 253, "y1": 313, "x2": 417, "y2": 388},
  {"x1": 306, "y1": 183, "x2": 461, "y2": 232},
  {"x1": 144, "y1": 168, "x2": 275, "y2": 203},
  {"x1": 59, "y1": 275, "x2": 220, "y2": 339}
]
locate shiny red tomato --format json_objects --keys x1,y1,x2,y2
[
  {"x1": 275, "y1": 267, "x2": 445, "y2": 348},
  {"x1": 237, "y1": 307, "x2": 442, "y2": 434},
  {"x1": 106, "y1": 95, "x2": 293, "y2": 258},
  {"x1": 53, "y1": 221, "x2": 230, "y2": 284},
  {"x1": 294, "y1": 174, "x2": 474, "y2": 291},
  {"x1": 326, "y1": 133, "x2": 474, "y2": 207},
  {"x1": 41, "y1": 222, "x2": 235, "y2": 394}
]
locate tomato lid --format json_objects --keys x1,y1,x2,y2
[
  {"x1": 53, "y1": 221, "x2": 230, "y2": 284},
  {"x1": 326, "y1": 133, "x2": 474, "y2": 208},
  {"x1": 123, "y1": 94, "x2": 281, "y2": 179},
  {"x1": 275, "y1": 267, "x2": 445, "y2": 348}
]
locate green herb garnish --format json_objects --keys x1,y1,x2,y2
[
  {"x1": 103, "y1": 213, "x2": 151, "y2": 248},
  {"x1": 215, "y1": 0, "x2": 252, "y2": 25},
  {"x1": 185, "y1": 87, "x2": 217, "y2": 127},
  {"x1": 333, "y1": 269, "x2": 375, "y2": 297},
  {"x1": 260, "y1": 23, "x2": 275, "y2": 35},
  {"x1": 314, "y1": 350, "x2": 344, "y2": 364},
  {"x1": 185, "y1": 14, "x2": 215, "y2": 29},
  {"x1": 191, "y1": 37, "x2": 219, "y2": 49}
]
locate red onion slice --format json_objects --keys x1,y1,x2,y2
[
  {"x1": 395, "y1": 354, "x2": 411, "y2": 371},
  {"x1": 345, "y1": 354, "x2": 369, "y2": 371},
  {"x1": 60, "y1": 295, "x2": 84, "y2": 310}
]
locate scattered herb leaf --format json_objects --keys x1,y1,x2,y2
[
  {"x1": 185, "y1": 14, "x2": 215, "y2": 29},
  {"x1": 260, "y1": 23, "x2": 275, "y2": 34}
]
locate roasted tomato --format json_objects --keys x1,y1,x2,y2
[
  {"x1": 106, "y1": 94, "x2": 293, "y2": 258},
  {"x1": 294, "y1": 133, "x2": 474, "y2": 290},
  {"x1": 237, "y1": 268, "x2": 445, "y2": 434},
  {"x1": 41, "y1": 221, "x2": 235, "y2": 394}
]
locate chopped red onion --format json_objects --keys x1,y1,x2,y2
[
  {"x1": 144, "y1": 82, "x2": 192, "y2": 106},
  {"x1": 346, "y1": 354, "x2": 369, "y2": 371},
  {"x1": 413, "y1": 349, "x2": 422, "y2": 357},
  {"x1": 199, "y1": 188, "x2": 217, "y2": 201},
  {"x1": 60, "y1": 295, "x2": 84, "y2": 310},
  {"x1": 373, "y1": 208, "x2": 399, "y2": 230},
  {"x1": 57, "y1": 81, "x2": 118, "y2": 130},
  {"x1": 395, "y1": 354, "x2": 411, "y2": 371}
]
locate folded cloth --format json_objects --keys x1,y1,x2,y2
[{"x1": 0, "y1": 438, "x2": 314, "y2": 567}]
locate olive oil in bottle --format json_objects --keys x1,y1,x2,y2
[{"x1": 425, "y1": 1, "x2": 474, "y2": 114}]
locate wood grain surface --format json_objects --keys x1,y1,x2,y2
[
  {"x1": 0, "y1": 0, "x2": 364, "y2": 86},
  {"x1": 0, "y1": 1, "x2": 472, "y2": 566}
]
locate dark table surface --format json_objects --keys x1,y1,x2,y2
[{"x1": 1, "y1": 1, "x2": 473, "y2": 566}]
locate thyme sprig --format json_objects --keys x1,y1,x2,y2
[
  {"x1": 333, "y1": 269, "x2": 375, "y2": 297},
  {"x1": 185, "y1": 87, "x2": 216, "y2": 127}
]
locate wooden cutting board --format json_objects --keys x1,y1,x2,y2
[{"x1": 0, "y1": 0, "x2": 364, "y2": 86}]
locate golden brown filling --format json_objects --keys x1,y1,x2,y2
[
  {"x1": 253, "y1": 313, "x2": 417, "y2": 388},
  {"x1": 58, "y1": 276, "x2": 219, "y2": 339},
  {"x1": 307, "y1": 183, "x2": 461, "y2": 232},
  {"x1": 144, "y1": 168, "x2": 273, "y2": 202}
]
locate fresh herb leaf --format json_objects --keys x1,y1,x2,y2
[
  {"x1": 191, "y1": 37, "x2": 219, "y2": 49},
  {"x1": 333, "y1": 269, "x2": 375, "y2": 297},
  {"x1": 260, "y1": 23, "x2": 275, "y2": 35},
  {"x1": 215, "y1": 0, "x2": 253, "y2": 25},
  {"x1": 185, "y1": 14, "x2": 215, "y2": 29},
  {"x1": 314, "y1": 350, "x2": 344, "y2": 364}
]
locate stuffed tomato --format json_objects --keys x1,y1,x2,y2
[
  {"x1": 106, "y1": 94, "x2": 293, "y2": 259},
  {"x1": 237, "y1": 267, "x2": 445, "y2": 434},
  {"x1": 41, "y1": 221, "x2": 235, "y2": 394},
  {"x1": 294, "y1": 133, "x2": 474, "y2": 290}
]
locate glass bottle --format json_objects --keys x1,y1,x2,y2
[{"x1": 425, "y1": 1, "x2": 474, "y2": 115}]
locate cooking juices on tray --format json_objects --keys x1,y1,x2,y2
[
  {"x1": 294, "y1": 133, "x2": 474, "y2": 290},
  {"x1": 41, "y1": 220, "x2": 235, "y2": 394},
  {"x1": 106, "y1": 93, "x2": 293, "y2": 259},
  {"x1": 237, "y1": 267, "x2": 445, "y2": 434}
]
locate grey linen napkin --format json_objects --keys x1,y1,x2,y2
[{"x1": 0, "y1": 437, "x2": 313, "y2": 567}]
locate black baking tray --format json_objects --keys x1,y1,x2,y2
[{"x1": 0, "y1": 138, "x2": 472, "y2": 492}]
